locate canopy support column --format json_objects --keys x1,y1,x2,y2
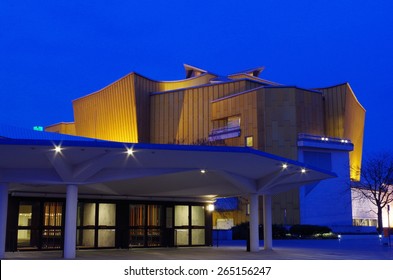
[
  {"x1": 263, "y1": 194, "x2": 273, "y2": 250},
  {"x1": 0, "y1": 183, "x2": 9, "y2": 259},
  {"x1": 64, "y1": 184, "x2": 78, "y2": 259},
  {"x1": 249, "y1": 193, "x2": 260, "y2": 252}
]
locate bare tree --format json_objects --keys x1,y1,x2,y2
[{"x1": 352, "y1": 152, "x2": 393, "y2": 233}]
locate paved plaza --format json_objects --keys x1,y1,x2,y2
[{"x1": 3, "y1": 235, "x2": 393, "y2": 260}]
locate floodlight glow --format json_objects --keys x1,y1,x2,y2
[
  {"x1": 126, "y1": 148, "x2": 134, "y2": 156},
  {"x1": 200, "y1": 169, "x2": 206, "y2": 174},
  {"x1": 301, "y1": 168, "x2": 306, "y2": 173},
  {"x1": 54, "y1": 146, "x2": 62, "y2": 153},
  {"x1": 282, "y1": 163, "x2": 288, "y2": 169},
  {"x1": 207, "y1": 204, "x2": 215, "y2": 212}
]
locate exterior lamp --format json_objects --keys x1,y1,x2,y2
[
  {"x1": 207, "y1": 204, "x2": 215, "y2": 212},
  {"x1": 200, "y1": 169, "x2": 206, "y2": 174},
  {"x1": 54, "y1": 145, "x2": 62, "y2": 153},
  {"x1": 301, "y1": 168, "x2": 306, "y2": 174},
  {"x1": 126, "y1": 147, "x2": 134, "y2": 156}
]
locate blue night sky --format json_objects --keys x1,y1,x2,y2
[{"x1": 1, "y1": 0, "x2": 392, "y2": 155}]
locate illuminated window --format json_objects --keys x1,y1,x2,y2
[
  {"x1": 129, "y1": 204, "x2": 145, "y2": 227},
  {"x1": 175, "y1": 205, "x2": 189, "y2": 227},
  {"x1": 191, "y1": 206, "x2": 205, "y2": 226},
  {"x1": 245, "y1": 136, "x2": 253, "y2": 147},
  {"x1": 210, "y1": 116, "x2": 241, "y2": 138},
  {"x1": 227, "y1": 116, "x2": 241, "y2": 128}
]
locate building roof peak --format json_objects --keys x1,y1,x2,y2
[
  {"x1": 183, "y1": 64, "x2": 208, "y2": 78},
  {"x1": 230, "y1": 66, "x2": 265, "y2": 77}
]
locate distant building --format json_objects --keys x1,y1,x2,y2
[{"x1": 352, "y1": 188, "x2": 393, "y2": 230}]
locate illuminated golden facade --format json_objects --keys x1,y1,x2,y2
[{"x1": 47, "y1": 64, "x2": 365, "y2": 225}]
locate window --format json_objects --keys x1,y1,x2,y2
[
  {"x1": 99, "y1": 203, "x2": 116, "y2": 226},
  {"x1": 245, "y1": 136, "x2": 253, "y2": 147},
  {"x1": 42, "y1": 202, "x2": 63, "y2": 249},
  {"x1": 175, "y1": 205, "x2": 189, "y2": 227},
  {"x1": 130, "y1": 204, "x2": 145, "y2": 227},
  {"x1": 78, "y1": 203, "x2": 95, "y2": 226},
  {"x1": 191, "y1": 206, "x2": 205, "y2": 226},
  {"x1": 191, "y1": 206, "x2": 205, "y2": 245},
  {"x1": 352, "y1": 218, "x2": 377, "y2": 227},
  {"x1": 129, "y1": 204, "x2": 163, "y2": 247},
  {"x1": 76, "y1": 202, "x2": 116, "y2": 248},
  {"x1": 77, "y1": 202, "x2": 96, "y2": 248},
  {"x1": 209, "y1": 115, "x2": 241, "y2": 141},
  {"x1": 17, "y1": 203, "x2": 34, "y2": 248}
]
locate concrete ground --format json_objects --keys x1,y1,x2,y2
[{"x1": 3, "y1": 235, "x2": 393, "y2": 260}]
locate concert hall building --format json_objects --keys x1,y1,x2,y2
[{"x1": 0, "y1": 64, "x2": 365, "y2": 258}]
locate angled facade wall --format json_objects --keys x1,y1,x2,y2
[{"x1": 318, "y1": 83, "x2": 366, "y2": 180}]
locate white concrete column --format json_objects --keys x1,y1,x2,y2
[
  {"x1": 64, "y1": 184, "x2": 78, "y2": 259},
  {"x1": 263, "y1": 194, "x2": 272, "y2": 250},
  {"x1": 249, "y1": 193, "x2": 259, "y2": 252},
  {"x1": 0, "y1": 183, "x2": 9, "y2": 259}
]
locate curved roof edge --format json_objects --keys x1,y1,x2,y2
[
  {"x1": 345, "y1": 83, "x2": 366, "y2": 112},
  {"x1": 0, "y1": 124, "x2": 100, "y2": 142},
  {"x1": 72, "y1": 71, "x2": 138, "y2": 103},
  {"x1": 229, "y1": 66, "x2": 265, "y2": 77},
  {"x1": 314, "y1": 82, "x2": 366, "y2": 112},
  {"x1": 150, "y1": 78, "x2": 263, "y2": 95},
  {"x1": 0, "y1": 136, "x2": 337, "y2": 178},
  {"x1": 72, "y1": 70, "x2": 218, "y2": 103}
]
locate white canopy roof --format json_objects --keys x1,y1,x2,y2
[{"x1": 0, "y1": 128, "x2": 336, "y2": 202}]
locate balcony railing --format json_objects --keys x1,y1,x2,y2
[
  {"x1": 208, "y1": 125, "x2": 241, "y2": 141},
  {"x1": 298, "y1": 133, "x2": 351, "y2": 144}
]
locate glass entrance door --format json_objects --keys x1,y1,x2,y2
[
  {"x1": 17, "y1": 202, "x2": 39, "y2": 249},
  {"x1": 42, "y1": 202, "x2": 63, "y2": 249},
  {"x1": 129, "y1": 204, "x2": 163, "y2": 247},
  {"x1": 174, "y1": 205, "x2": 206, "y2": 246},
  {"x1": 174, "y1": 205, "x2": 189, "y2": 246},
  {"x1": 77, "y1": 202, "x2": 116, "y2": 248},
  {"x1": 98, "y1": 203, "x2": 116, "y2": 247}
]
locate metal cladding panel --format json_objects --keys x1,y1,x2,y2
[
  {"x1": 295, "y1": 88, "x2": 325, "y2": 137},
  {"x1": 45, "y1": 123, "x2": 76, "y2": 136},
  {"x1": 322, "y1": 84, "x2": 347, "y2": 138},
  {"x1": 263, "y1": 87, "x2": 298, "y2": 160},
  {"x1": 344, "y1": 85, "x2": 365, "y2": 181},
  {"x1": 263, "y1": 87, "x2": 325, "y2": 160},
  {"x1": 150, "y1": 80, "x2": 260, "y2": 145},
  {"x1": 211, "y1": 89, "x2": 259, "y2": 147},
  {"x1": 73, "y1": 74, "x2": 138, "y2": 143},
  {"x1": 133, "y1": 75, "x2": 161, "y2": 143},
  {"x1": 320, "y1": 83, "x2": 365, "y2": 180},
  {"x1": 157, "y1": 73, "x2": 216, "y2": 92}
]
